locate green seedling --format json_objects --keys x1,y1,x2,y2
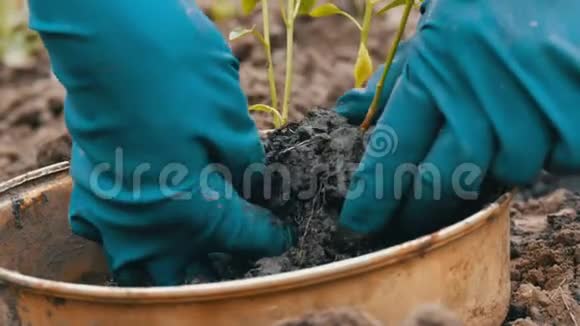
[
  {"x1": 230, "y1": 0, "x2": 315, "y2": 127},
  {"x1": 309, "y1": 0, "x2": 409, "y2": 88},
  {"x1": 359, "y1": 0, "x2": 415, "y2": 131},
  {"x1": 229, "y1": 0, "x2": 417, "y2": 129},
  {"x1": 280, "y1": 0, "x2": 317, "y2": 125},
  {"x1": 230, "y1": 0, "x2": 280, "y2": 127},
  {"x1": 0, "y1": 0, "x2": 40, "y2": 68}
]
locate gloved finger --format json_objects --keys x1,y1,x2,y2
[
  {"x1": 184, "y1": 256, "x2": 219, "y2": 284},
  {"x1": 543, "y1": 60, "x2": 580, "y2": 173},
  {"x1": 202, "y1": 56, "x2": 267, "y2": 188},
  {"x1": 339, "y1": 73, "x2": 442, "y2": 234},
  {"x1": 210, "y1": 115, "x2": 267, "y2": 190},
  {"x1": 69, "y1": 212, "x2": 103, "y2": 244},
  {"x1": 335, "y1": 41, "x2": 413, "y2": 125},
  {"x1": 393, "y1": 124, "x2": 493, "y2": 241},
  {"x1": 112, "y1": 263, "x2": 151, "y2": 287},
  {"x1": 111, "y1": 250, "x2": 191, "y2": 287},
  {"x1": 489, "y1": 105, "x2": 550, "y2": 186},
  {"x1": 192, "y1": 172, "x2": 295, "y2": 258},
  {"x1": 548, "y1": 128, "x2": 580, "y2": 174},
  {"x1": 469, "y1": 56, "x2": 552, "y2": 186},
  {"x1": 145, "y1": 254, "x2": 204, "y2": 286},
  {"x1": 112, "y1": 255, "x2": 217, "y2": 286}
]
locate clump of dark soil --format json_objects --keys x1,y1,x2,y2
[
  {"x1": 504, "y1": 189, "x2": 580, "y2": 325},
  {"x1": 245, "y1": 109, "x2": 372, "y2": 278},
  {"x1": 240, "y1": 109, "x2": 501, "y2": 279}
]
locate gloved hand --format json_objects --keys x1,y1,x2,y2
[
  {"x1": 335, "y1": 0, "x2": 580, "y2": 240},
  {"x1": 28, "y1": 0, "x2": 294, "y2": 286}
]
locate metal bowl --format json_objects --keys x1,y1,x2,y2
[{"x1": 0, "y1": 163, "x2": 511, "y2": 325}]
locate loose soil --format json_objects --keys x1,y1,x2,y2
[
  {"x1": 0, "y1": 55, "x2": 66, "y2": 181},
  {"x1": 1, "y1": 3, "x2": 579, "y2": 325},
  {"x1": 246, "y1": 110, "x2": 369, "y2": 278},
  {"x1": 505, "y1": 189, "x2": 580, "y2": 325}
]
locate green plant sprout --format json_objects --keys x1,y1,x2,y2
[
  {"x1": 308, "y1": 0, "x2": 418, "y2": 131},
  {"x1": 229, "y1": 0, "x2": 417, "y2": 130},
  {"x1": 359, "y1": 0, "x2": 415, "y2": 131},
  {"x1": 281, "y1": 0, "x2": 317, "y2": 125},
  {"x1": 309, "y1": 0, "x2": 410, "y2": 88},
  {"x1": 0, "y1": 0, "x2": 40, "y2": 68},
  {"x1": 230, "y1": 0, "x2": 315, "y2": 128}
]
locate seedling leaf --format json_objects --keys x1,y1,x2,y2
[
  {"x1": 229, "y1": 26, "x2": 255, "y2": 41},
  {"x1": 309, "y1": 3, "x2": 362, "y2": 30},
  {"x1": 309, "y1": 3, "x2": 344, "y2": 17},
  {"x1": 298, "y1": 0, "x2": 317, "y2": 15},
  {"x1": 241, "y1": 0, "x2": 260, "y2": 15},
  {"x1": 354, "y1": 43, "x2": 373, "y2": 88},
  {"x1": 229, "y1": 26, "x2": 268, "y2": 49},
  {"x1": 376, "y1": 0, "x2": 406, "y2": 15},
  {"x1": 249, "y1": 104, "x2": 283, "y2": 128}
]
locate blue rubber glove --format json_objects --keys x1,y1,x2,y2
[
  {"x1": 28, "y1": 0, "x2": 294, "y2": 286},
  {"x1": 336, "y1": 0, "x2": 580, "y2": 240}
]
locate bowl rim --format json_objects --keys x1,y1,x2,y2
[{"x1": 0, "y1": 162, "x2": 511, "y2": 303}]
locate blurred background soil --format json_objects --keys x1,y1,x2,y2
[{"x1": 0, "y1": 1, "x2": 578, "y2": 325}]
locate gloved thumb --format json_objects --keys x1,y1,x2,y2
[
  {"x1": 335, "y1": 41, "x2": 412, "y2": 125},
  {"x1": 198, "y1": 172, "x2": 296, "y2": 258},
  {"x1": 214, "y1": 199, "x2": 296, "y2": 258}
]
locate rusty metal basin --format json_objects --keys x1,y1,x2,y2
[{"x1": 0, "y1": 163, "x2": 512, "y2": 326}]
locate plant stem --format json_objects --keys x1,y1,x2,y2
[
  {"x1": 360, "y1": 0, "x2": 373, "y2": 46},
  {"x1": 281, "y1": 0, "x2": 296, "y2": 124},
  {"x1": 262, "y1": 0, "x2": 278, "y2": 109},
  {"x1": 360, "y1": 0, "x2": 414, "y2": 132}
]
